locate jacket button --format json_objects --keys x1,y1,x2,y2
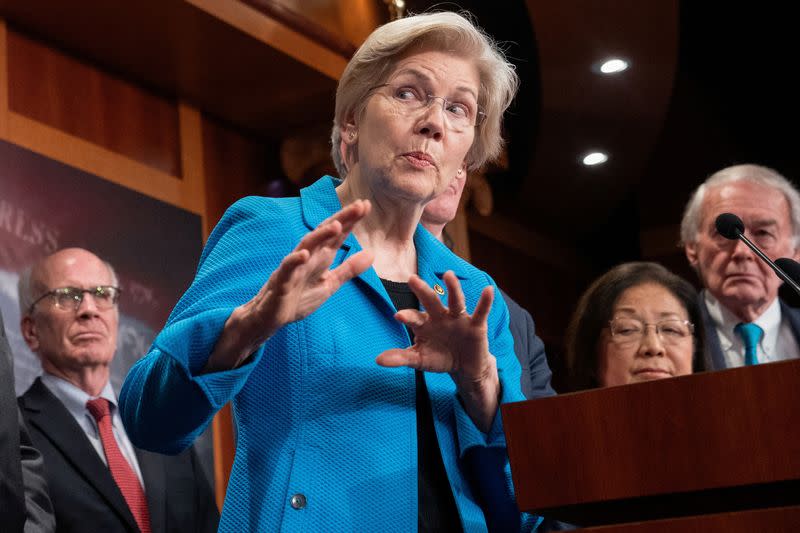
[{"x1": 290, "y1": 493, "x2": 307, "y2": 510}]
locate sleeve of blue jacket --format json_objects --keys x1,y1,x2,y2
[{"x1": 119, "y1": 197, "x2": 294, "y2": 454}]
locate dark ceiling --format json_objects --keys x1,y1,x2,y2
[{"x1": 413, "y1": 1, "x2": 800, "y2": 279}]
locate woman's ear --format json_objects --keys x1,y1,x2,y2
[
  {"x1": 340, "y1": 123, "x2": 359, "y2": 172},
  {"x1": 341, "y1": 121, "x2": 358, "y2": 146}
]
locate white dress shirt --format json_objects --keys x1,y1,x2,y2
[
  {"x1": 39, "y1": 373, "x2": 146, "y2": 489},
  {"x1": 704, "y1": 291, "x2": 800, "y2": 368}
]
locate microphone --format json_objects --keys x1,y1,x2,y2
[
  {"x1": 714, "y1": 212, "x2": 800, "y2": 300},
  {"x1": 776, "y1": 257, "x2": 800, "y2": 307},
  {"x1": 715, "y1": 212, "x2": 745, "y2": 239}
]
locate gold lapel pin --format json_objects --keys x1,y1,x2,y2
[{"x1": 433, "y1": 284, "x2": 445, "y2": 295}]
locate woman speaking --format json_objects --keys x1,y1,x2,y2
[{"x1": 120, "y1": 11, "x2": 530, "y2": 532}]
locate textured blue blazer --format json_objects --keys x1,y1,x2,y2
[{"x1": 120, "y1": 176, "x2": 536, "y2": 532}]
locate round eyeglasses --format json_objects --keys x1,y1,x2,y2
[
  {"x1": 28, "y1": 286, "x2": 121, "y2": 314},
  {"x1": 371, "y1": 82, "x2": 486, "y2": 132}
]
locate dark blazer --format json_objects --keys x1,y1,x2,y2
[
  {"x1": 700, "y1": 295, "x2": 800, "y2": 370},
  {"x1": 1, "y1": 312, "x2": 54, "y2": 533},
  {"x1": 18, "y1": 378, "x2": 219, "y2": 533},
  {"x1": 501, "y1": 290, "x2": 556, "y2": 398}
]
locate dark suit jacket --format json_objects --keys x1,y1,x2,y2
[
  {"x1": 1, "y1": 312, "x2": 53, "y2": 533},
  {"x1": 700, "y1": 294, "x2": 800, "y2": 370},
  {"x1": 501, "y1": 290, "x2": 556, "y2": 398},
  {"x1": 19, "y1": 378, "x2": 219, "y2": 533}
]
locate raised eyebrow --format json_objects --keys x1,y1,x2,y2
[
  {"x1": 391, "y1": 69, "x2": 479, "y2": 102},
  {"x1": 452, "y1": 85, "x2": 479, "y2": 103}
]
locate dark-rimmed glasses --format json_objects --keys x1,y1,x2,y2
[{"x1": 28, "y1": 286, "x2": 121, "y2": 314}]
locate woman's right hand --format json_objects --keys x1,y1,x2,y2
[{"x1": 204, "y1": 199, "x2": 373, "y2": 372}]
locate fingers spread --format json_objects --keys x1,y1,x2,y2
[
  {"x1": 376, "y1": 348, "x2": 420, "y2": 369},
  {"x1": 394, "y1": 309, "x2": 427, "y2": 328},
  {"x1": 471, "y1": 285, "x2": 494, "y2": 325},
  {"x1": 443, "y1": 271, "x2": 467, "y2": 317},
  {"x1": 298, "y1": 220, "x2": 342, "y2": 253},
  {"x1": 329, "y1": 249, "x2": 374, "y2": 286},
  {"x1": 322, "y1": 199, "x2": 370, "y2": 233},
  {"x1": 408, "y1": 275, "x2": 447, "y2": 316},
  {"x1": 336, "y1": 199, "x2": 371, "y2": 234},
  {"x1": 270, "y1": 250, "x2": 310, "y2": 294},
  {"x1": 312, "y1": 199, "x2": 371, "y2": 255}
]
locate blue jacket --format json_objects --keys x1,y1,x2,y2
[{"x1": 119, "y1": 176, "x2": 536, "y2": 532}]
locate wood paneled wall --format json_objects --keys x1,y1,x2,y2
[{"x1": 0, "y1": 19, "x2": 273, "y2": 508}]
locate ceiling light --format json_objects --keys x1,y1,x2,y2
[
  {"x1": 582, "y1": 152, "x2": 609, "y2": 166},
  {"x1": 598, "y1": 58, "x2": 629, "y2": 74}
]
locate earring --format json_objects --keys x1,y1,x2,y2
[
  {"x1": 349, "y1": 132, "x2": 356, "y2": 140},
  {"x1": 457, "y1": 168, "x2": 463, "y2": 175}
]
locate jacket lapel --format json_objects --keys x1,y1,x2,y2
[
  {"x1": 699, "y1": 292, "x2": 728, "y2": 371},
  {"x1": 300, "y1": 176, "x2": 399, "y2": 319},
  {"x1": 780, "y1": 299, "x2": 800, "y2": 349},
  {"x1": 21, "y1": 378, "x2": 140, "y2": 532},
  {"x1": 298, "y1": 176, "x2": 472, "y2": 322},
  {"x1": 414, "y1": 224, "x2": 471, "y2": 309}
]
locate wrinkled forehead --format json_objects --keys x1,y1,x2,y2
[
  {"x1": 702, "y1": 181, "x2": 791, "y2": 225},
  {"x1": 388, "y1": 46, "x2": 481, "y2": 92}
]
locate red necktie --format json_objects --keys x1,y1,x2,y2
[{"x1": 86, "y1": 398, "x2": 152, "y2": 533}]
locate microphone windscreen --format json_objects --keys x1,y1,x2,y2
[
  {"x1": 776, "y1": 257, "x2": 800, "y2": 307},
  {"x1": 715, "y1": 213, "x2": 745, "y2": 240}
]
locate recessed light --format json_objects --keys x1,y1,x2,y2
[
  {"x1": 598, "y1": 58, "x2": 629, "y2": 74},
  {"x1": 582, "y1": 152, "x2": 609, "y2": 166}
]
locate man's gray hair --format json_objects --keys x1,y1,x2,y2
[
  {"x1": 18, "y1": 257, "x2": 119, "y2": 316},
  {"x1": 680, "y1": 164, "x2": 800, "y2": 248}
]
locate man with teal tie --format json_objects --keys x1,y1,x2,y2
[{"x1": 681, "y1": 164, "x2": 800, "y2": 370}]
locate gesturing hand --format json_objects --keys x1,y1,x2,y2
[
  {"x1": 376, "y1": 271, "x2": 500, "y2": 431},
  {"x1": 205, "y1": 200, "x2": 374, "y2": 372},
  {"x1": 246, "y1": 199, "x2": 373, "y2": 332}
]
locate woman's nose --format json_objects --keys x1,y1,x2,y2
[
  {"x1": 415, "y1": 101, "x2": 445, "y2": 141},
  {"x1": 638, "y1": 326, "x2": 666, "y2": 357}
]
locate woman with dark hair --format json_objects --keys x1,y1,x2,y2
[{"x1": 566, "y1": 262, "x2": 706, "y2": 391}]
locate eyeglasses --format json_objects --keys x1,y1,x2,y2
[
  {"x1": 28, "y1": 286, "x2": 121, "y2": 314},
  {"x1": 371, "y1": 82, "x2": 486, "y2": 132},
  {"x1": 607, "y1": 318, "x2": 694, "y2": 345}
]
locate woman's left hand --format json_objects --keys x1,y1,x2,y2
[{"x1": 376, "y1": 271, "x2": 501, "y2": 432}]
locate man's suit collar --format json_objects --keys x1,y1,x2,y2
[
  {"x1": 699, "y1": 295, "x2": 727, "y2": 371},
  {"x1": 779, "y1": 299, "x2": 800, "y2": 342},
  {"x1": 20, "y1": 378, "x2": 142, "y2": 533},
  {"x1": 701, "y1": 292, "x2": 800, "y2": 370}
]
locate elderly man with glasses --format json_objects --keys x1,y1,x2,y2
[{"x1": 16, "y1": 247, "x2": 218, "y2": 533}]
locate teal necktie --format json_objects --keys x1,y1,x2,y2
[{"x1": 734, "y1": 322, "x2": 763, "y2": 366}]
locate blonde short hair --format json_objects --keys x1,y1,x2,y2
[{"x1": 330, "y1": 11, "x2": 519, "y2": 178}]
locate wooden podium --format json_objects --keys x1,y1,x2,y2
[{"x1": 502, "y1": 359, "x2": 800, "y2": 530}]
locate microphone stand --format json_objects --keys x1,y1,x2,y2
[{"x1": 733, "y1": 230, "x2": 800, "y2": 298}]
